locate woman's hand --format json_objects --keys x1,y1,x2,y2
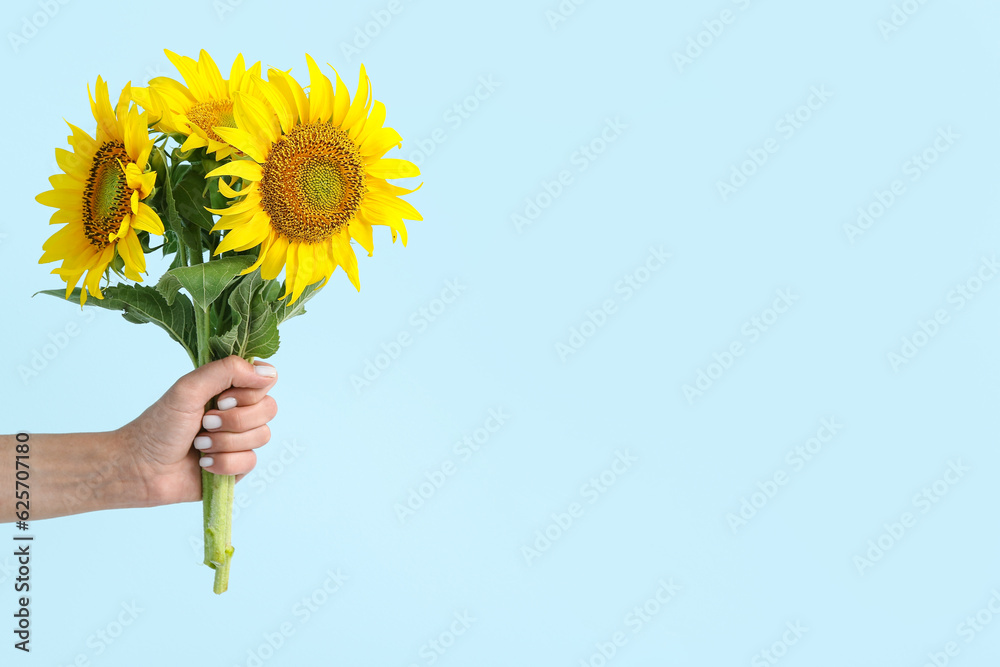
[{"x1": 119, "y1": 355, "x2": 279, "y2": 507}]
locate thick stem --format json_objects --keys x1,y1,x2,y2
[
  {"x1": 201, "y1": 467, "x2": 214, "y2": 566},
  {"x1": 206, "y1": 473, "x2": 235, "y2": 594},
  {"x1": 188, "y1": 214, "x2": 235, "y2": 593}
]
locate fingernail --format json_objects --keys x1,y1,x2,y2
[
  {"x1": 203, "y1": 415, "x2": 223, "y2": 430},
  {"x1": 193, "y1": 436, "x2": 212, "y2": 450},
  {"x1": 199, "y1": 457, "x2": 214, "y2": 468},
  {"x1": 255, "y1": 365, "x2": 277, "y2": 378},
  {"x1": 218, "y1": 397, "x2": 238, "y2": 411}
]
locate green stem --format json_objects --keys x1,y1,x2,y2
[
  {"x1": 207, "y1": 473, "x2": 235, "y2": 594},
  {"x1": 187, "y1": 210, "x2": 235, "y2": 593}
]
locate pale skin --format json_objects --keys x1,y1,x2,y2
[{"x1": 0, "y1": 356, "x2": 279, "y2": 521}]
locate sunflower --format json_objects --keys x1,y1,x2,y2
[
  {"x1": 132, "y1": 50, "x2": 262, "y2": 160},
  {"x1": 204, "y1": 56, "x2": 422, "y2": 304},
  {"x1": 36, "y1": 77, "x2": 163, "y2": 304}
]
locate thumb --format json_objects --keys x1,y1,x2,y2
[{"x1": 167, "y1": 356, "x2": 278, "y2": 414}]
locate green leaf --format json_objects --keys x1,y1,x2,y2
[
  {"x1": 37, "y1": 286, "x2": 197, "y2": 363},
  {"x1": 174, "y1": 171, "x2": 216, "y2": 232},
  {"x1": 156, "y1": 271, "x2": 183, "y2": 306},
  {"x1": 273, "y1": 280, "x2": 324, "y2": 325},
  {"x1": 210, "y1": 271, "x2": 280, "y2": 360},
  {"x1": 260, "y1": 280, "x2": 282, "y2": 304},
  {"x1": 35, "y1": 289, "x2": 128, "y2": 311},
  {"x1": 163, "y1": 255, "x2": 257, "y2": 311},
  {"x1": 159, "y1": 148, "x2": 202, "y2": 255}
]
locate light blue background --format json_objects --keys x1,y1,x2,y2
[{"x1": 1, "y1": 0, "x2": 999, "y2": 664}]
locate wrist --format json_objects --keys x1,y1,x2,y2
[
  {"x1": 106, "y1": 424, "x2": 158, "y2": 510},
  {"x1": 64, "y1": 429, "x2": 152, "y2": 515}
]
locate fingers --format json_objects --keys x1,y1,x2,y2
[
  {"x1": 168, "y1": 357, "x2": 278, "y2": 414},
  {"x1": 202, "y1": 395, "x2": 278, "y2": 434},
  {"x1": 179, "y1": 358, "x2": 279, "y2": 479},
  {"x1": 215, "y1": 375, "x2": 277, "y2": 412},
  {"x1": 193, "y1": 425, "x2": 271, "y2": 454},
  {"x1": 199, "y1": 450, "x2": 257, "y2": 476}
]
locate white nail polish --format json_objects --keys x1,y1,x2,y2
[
  {"x1": 194, "y1": 436, "x2": 212, "y2": 450},
  {"x1": 218, "y1": 397, "x2": 238, "y2": 411},
  {"x1": 199, "y1": 457, "x2": 214, "y2": 468},
  {"x1": 254, "y1": 365, "x2": 277, "y2": 378},
  {"x1": 203, "y1": 415, "x2": 223, "y2": 430}
]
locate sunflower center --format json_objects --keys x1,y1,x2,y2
[
  {"x1": 259, "y1": 122, "x2": 367, "y2": 244},
  {"x1": 82, "y1": 140, "x2": 132, "y2": 248},
  {"x1": 187, "y1": 99, "x2": 236, "y2": 143}
]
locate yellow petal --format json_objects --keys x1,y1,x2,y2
[
  {"x1": 353, "y1": 100, "x2": 386, "y2": 143},
  {"x1": 253, "y1": 77, "x2": 294, "y2": 134},
  {"x1": 206, "y1": 160, "x2": 263, "y2": 182},
  {"x1": 214, "y1": 210, "x2": 270, "y2": 254},
  {"x1": 366, "y1": 191, "x2": 423, "y2": 220},
  {"x1": 65, "y1": 121, "x2": 97, "y2": 156},
  {"x1": 49, "y1": 208, "x2": 80, "y2": 225},
  {"x1": 84, "y1": 266, "x2": 105, "y2": 301},
  {"x1": 260, "y1": 234, "x2": 289, "y2": 280},
  {"x1": 289, "y1": 242, "x2": 317, "y2": 303},
  {"x1": 118, "y1": 230, "x2": 146, "y2": 275},
  {"x1": 342, "y1": 64, "x2": 371, "y2": 130},
  {"x1": 55, "y1": 147, "x2": 88, "y2": 175},
  {"x1": 207, "y1": 193, "x2": 261, "y2": 216},
  {"x1": 181, "y1": 133, "x2": 209, "y2": 152},
  {"x1": 305, "y1": 54, "x2": 334, "y2": 122},
  {"x1": 89, "y1": 77, "x2": 115, "y2": 137},
  {"x1": 366, "y1": 158, "x2": 420, "y2": 180},
  {"x1": 125, "y1": 163, "x2": 156, "y2": 199},
  {"x1": 268, "y1": 68, "x2": 309, "y2": 123},
  {"x1": 331, "y1": 232, "x2": 360, "y2": 291},
  {"x1": 36, "y1": 189, "x2": 80, "y2": 209},
  {"x1": 282, "y1": 240, "x2": 301, "y2": 300},
  {"x1": 234, "y1": 91, "x2": 281, "y2": 144},
  {"x1": 368, "y1": 178, "x2": 422, "y2": 197},
  {"x1": 360, "y1": 127, "x2": 403, "y2": 158},
  {"x1": 165, "y1": 50, "x2": 211, "y2": 100},
  {"x1": 214, "y1": 126, "x2": 269, "y2": 163},
  {"x1": 218, "y1": 176, "x2": 242, "y2": 198},
  {"x1": 330, "y1": 68, "x2": 350, "y2": 126},
  {"x1": 197, "y1": 50, "x2": 226, "y2": 99},
  {"x1": 349, "y1": 219, "x2": 374, "y2": 256},
  {"x1": 114, "y1": 82, "x2": 132, "y2": 118},
  {"x1": 228, "y1": 53, "x2": 247, "y2": 94},
  {"x1": 48, "y1": 172, "x2": 82, "y2": 190},
  {"x1": 133, "y1": 202, "x2": 164, "y2": 235},
  {"x1": 242, "y1": 231, "x2": 275, "y2": 275},
  {"x1": 41, "y1": 222, "x2": 84, "y2": 256}
]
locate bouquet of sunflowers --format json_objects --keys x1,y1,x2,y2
[{"x1": 34, "y1": 50, "x2": 422, "y2": 593}]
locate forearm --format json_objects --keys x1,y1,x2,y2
[{"x1": 0, "y1": 431, "x2": 149, "y2": 521}]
